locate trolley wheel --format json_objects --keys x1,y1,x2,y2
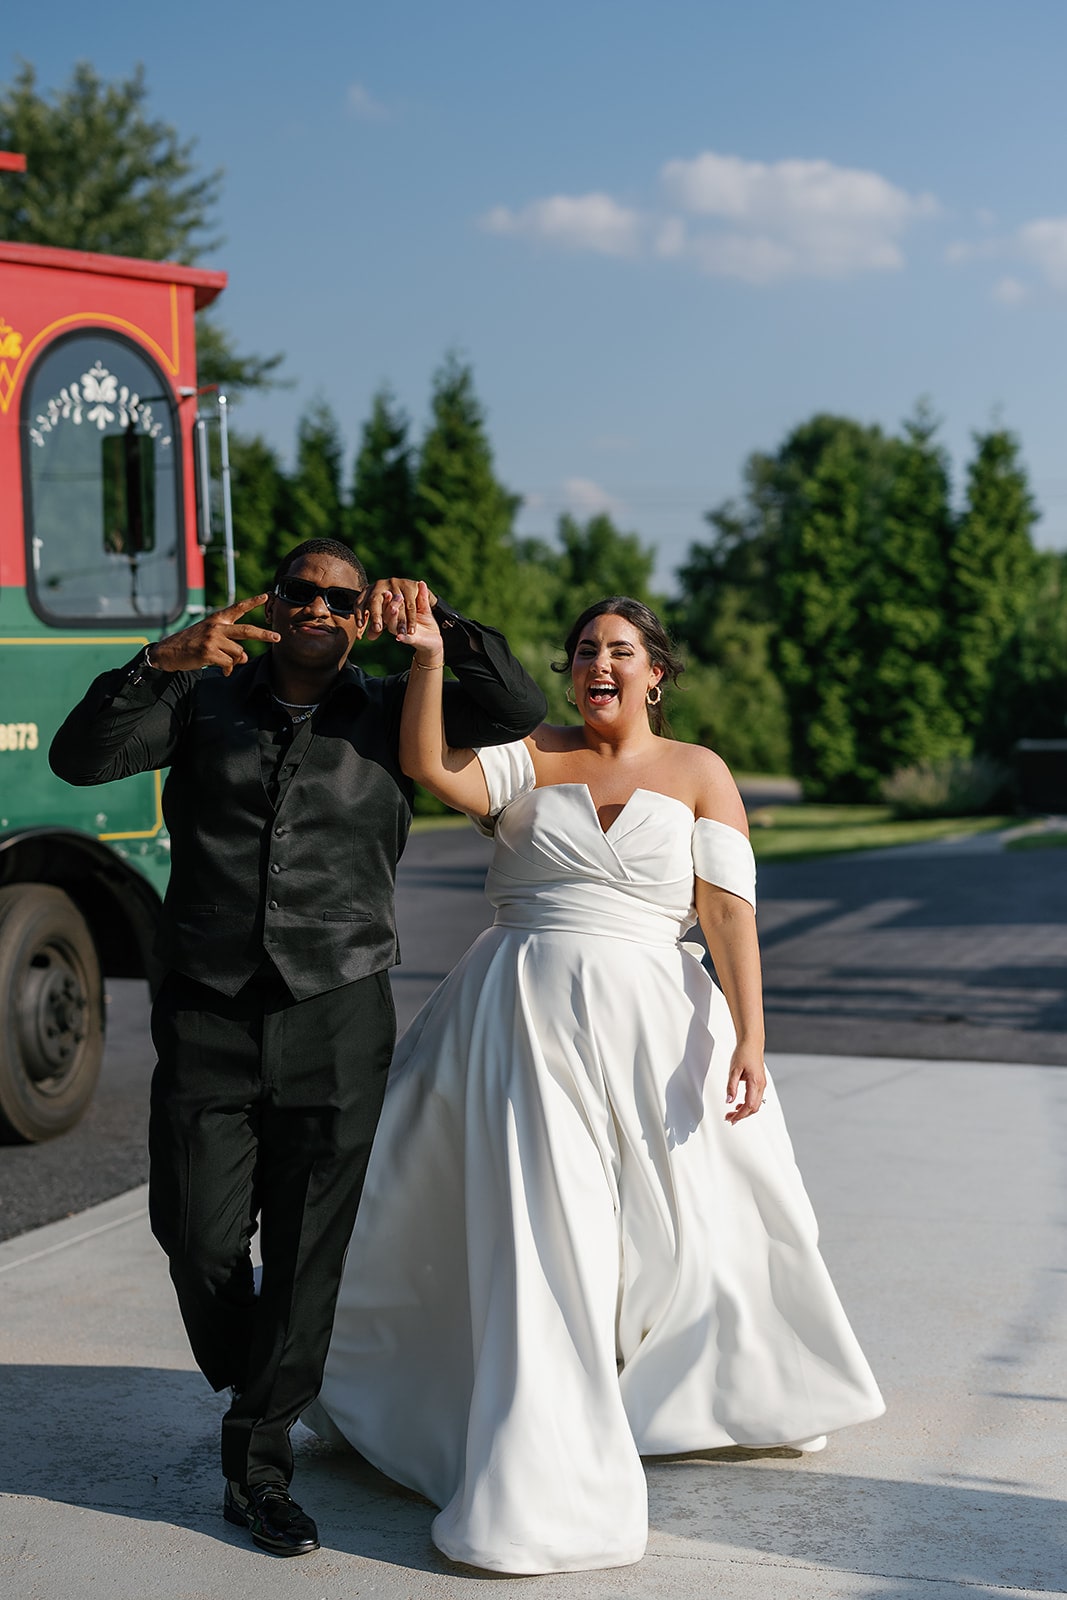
[{"x1": 0, "y1": 884, "x2": 104, "y2": 1142}]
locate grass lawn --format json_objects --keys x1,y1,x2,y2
[
  {"x1": 1004, "y1": 830, "x2": 1067, "y2": 853},
  {"x1": 409, "y1": 810, "x2": 471, "y2": 834},
  {"x1": 747, "y1": 805, "x2": 1013, "y2": 863}
]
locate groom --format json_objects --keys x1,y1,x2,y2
[{"x1": 50, "y1": 538, "x2": 545, "y2": 1557}]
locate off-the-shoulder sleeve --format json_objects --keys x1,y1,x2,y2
[
  {"x1": 692, "y1": 817, "x2": 757, "y2": 909},
  {"x1": 469, "y1": 740, "x2": 537, "y2": 833}
]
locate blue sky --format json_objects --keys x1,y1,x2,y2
[{"x1": 9, "y1": 1, "x2": 1067, "y2": 585}]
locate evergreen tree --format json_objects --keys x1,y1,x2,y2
[
  {"x1": 980, "y1": 550, "x2": 1067, "y2": 757},
  {"x1": 195, "y1": 318, "x2": 286, "y2": 398},
  {"x1": 204, "y1": 434, "x2": 289, "y2": 609},
  {"x1": 859, "y1": 404, "x2": 966, "y2": 773},
  {"x1": 0, "y1": 60, "x2": 281, "y2": 396},
  {"x1": 347, "y1": 388, "x2": 419, "y2": 581},
  {"x1": 773, "y1": 416, "x2": 888, "y2": 798},
  {"x1": 0, "y1": 60, "x2": 218, "y2": 259},
  {"x1": 414, "y1": 355, "x2": 521, "y2": 629},
  {"x1": 948, "y1": 427, "x2": 1038, "y2": 731},
  {"x1": 287, "y1": 400, "x2": 345, "y2": 545}
]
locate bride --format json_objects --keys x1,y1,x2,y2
[{"x1": 308, "y1": 588, "x2": 884, "y2": 1573}]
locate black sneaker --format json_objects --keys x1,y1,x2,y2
[{"x1": 223, "y1": 1480, "x2": 320, "y2": 1557}]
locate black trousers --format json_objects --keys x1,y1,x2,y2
[{"x1": 147, "y1": 964, "x2": 395, "y2": 1488}]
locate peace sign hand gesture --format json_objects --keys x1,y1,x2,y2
[{"x1": 150, "y1": 595, "x2": 280, "y2": 675}]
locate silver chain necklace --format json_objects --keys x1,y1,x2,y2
[{"x1": 272, "y1": 692, "x2": 320, "y2": 725}]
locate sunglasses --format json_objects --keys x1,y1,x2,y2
[{"x1": 273, "y1": 578, "x2": 363, "y2": 618}]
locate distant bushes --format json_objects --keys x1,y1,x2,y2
[{"x1": 881, "y1": 755, "x2": 1010, "y2": 818}]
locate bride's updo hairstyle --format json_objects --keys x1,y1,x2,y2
[{"x1": 554, "y1": 596, "x2": 685, "y2": 737}]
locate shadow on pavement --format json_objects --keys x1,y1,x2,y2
[
  {"x1": 758, "y1": 849, "x2": 1067, "y2": 1062},
  {"x1": 2, "y1": 1363, "x2": 1063, "y2": 1591},
  {"x1": 643, "y1": 1454, "x2": 1065, "y2": 1593}
]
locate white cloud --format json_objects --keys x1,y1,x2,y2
[
  {"x1": 481, "y1": 194, "x2": 642, "y2": 257},
  {"x1": 654, "y1": 216, "x2": 687, "y2": 259},
  {"x1": 1018, "y1": 218, "x2": 1067, "y2": 292},
  {"x1": 483, "y1": 150, "x2": 937, "y2": 284},
  {"x1": 993, "y1": 276, "x2": 1029, "y2": 304},
  {"x1": 563, "y1": 477, "x2": 624, "y2": 517},
  {"x1": 660, "y1": 151, "x2": 937, "y2": 280},
  {"x1": 688, "y1": 231, "x2": 809, "y2": 284},
  {"x1": 346, "y1": 82, "x2": 389, "y2": 121},
  {"x1": 948, "y1": 215, "x2": 1067, "y2": 298}
]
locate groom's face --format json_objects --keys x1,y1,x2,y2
[{"x1": 265, "y1": 554, "x2": 368, "y2": 671}]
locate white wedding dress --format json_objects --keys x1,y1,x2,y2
[{"x1": 310, "y1": 742, "x2": 884, "y2": 1573}]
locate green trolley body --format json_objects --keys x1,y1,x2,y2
[{"x1": 0, "y1": 229, "x2": 231, "y2": 1140}]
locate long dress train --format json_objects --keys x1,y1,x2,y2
[{"x1": 309, "y1": 741, "x2": 884, "y2": 1573}]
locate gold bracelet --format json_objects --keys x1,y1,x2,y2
[{"x1": 414, "y1": 658, "x2": 445, "y2": 671}]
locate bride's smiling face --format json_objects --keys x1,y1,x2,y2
[{"x1": 570, "y1": 614, "x2": 664, "y2": 726}]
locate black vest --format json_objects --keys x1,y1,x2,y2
[
  {"x1": 157, "y1": 665, "x2": 412, "y2": 998},
  {"x1": 50, "y1": 618, "x2": 547, "y2": 1001}
]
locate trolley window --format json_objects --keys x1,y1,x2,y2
[{"x1": 22, "y1": 332, "x2": 183, "y2": 624}]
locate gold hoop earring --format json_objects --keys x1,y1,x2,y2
[
  {"x1": 565, "y1": 686, "x2": 577, "y2": 706},
  {"x1": 646, "y1": 684, "x2": 662, "y2": 707}
]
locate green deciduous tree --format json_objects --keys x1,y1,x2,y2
[
  {"x1": 675, "y1": 453, "x2": 783, "y2": 643},
  {"x1": 668, "y1": 603, "x2": 792, "y2": 775},
  {"x1": 670, "y1": 461, "x2": 791, "y2": 772},
  {"x1": 512, "y1": 511, "x2": 663, "y2": 723},
  {"x1": 679, "y1": 407, "x2": 1051, "y2": 797},
  {"x1": 553, "y1": 512, "x2": 659, "y2": 614}
]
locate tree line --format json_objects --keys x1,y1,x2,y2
[
  {"x1": 4, "y1": 62, "x2": 1065, "y2": 800},
  {"x1": 672, "y1": 407, "x2": 1067, "y2": 796},
  {"x1": 215, "y1": 377, "x2": 1067, "y2": 800},
  {"x1": 213, "y1": 358, "x2": 666, "y2": 725}
]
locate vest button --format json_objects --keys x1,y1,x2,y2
[
  {"x1": 270, "y1": 863, "x2": 281, "y2": 873},
  {"x1": 268, "y1": 899, "x2": 278, "y2": 911}
]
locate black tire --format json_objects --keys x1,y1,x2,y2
[{"x1": 0, "y1": 884, "x2": 104, "y2": 1142}]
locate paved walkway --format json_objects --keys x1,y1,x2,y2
[
  {"x1": 757, "y1": 834, "x2": 1067, "y2": 1064},
  {"x1": 4, "y1": 821, "x2": 1064, "y2": 1240},
  {"x1": 394, "y1": 824, "x2": 1067, "y2": 1065},
  {"x1": 2, "y1": 1050, "x2": 1065, "y2": 1599}
]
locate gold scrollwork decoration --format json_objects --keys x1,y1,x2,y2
[{"x1": 0, "y1": 315, "x2": 23, "y2": 410}]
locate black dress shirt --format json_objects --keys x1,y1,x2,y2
[{"x1": 50, "y1": 610, "x2": 546, "y2": 1000}]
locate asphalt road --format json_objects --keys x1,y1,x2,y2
[{"x1": 1, "y1": 820, "x2": 1064, "y2": 1241}]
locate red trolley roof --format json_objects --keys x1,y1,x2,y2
[{"x1": 0, "y1": 240, "x2": 226, "y2": 309}]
